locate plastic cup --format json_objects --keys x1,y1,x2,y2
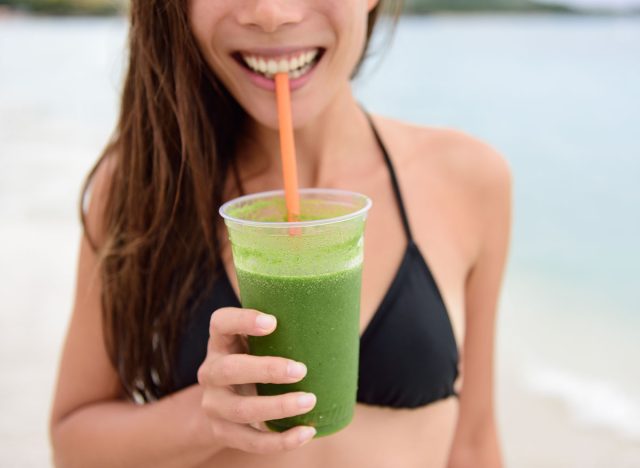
[{"x1": 219, "y1": 188, "x2": 372, "y2": 437}]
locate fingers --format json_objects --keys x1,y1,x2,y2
[
  {"x1": 211, "y1": 419, "x2": 316, "y2": 454},
  {"x1": 201, "y1": 307, "x2": 319, "y2": 454},
  {"x1": 199, "y1": 354, "x2": 307, "y2": 387},
  {"x1": 209, "y1": 389, "x2": 317, "y2": 425},
  {"x1": 209, "y1": 308, "x2": 276, "y2": 353}
]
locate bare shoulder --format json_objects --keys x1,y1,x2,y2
[
  {"x1": 372, "y1": 115, "x2": 512, "y2": 270},
  {"x1": 373, "y1": 115, "x2": 512, "y2": 199}
]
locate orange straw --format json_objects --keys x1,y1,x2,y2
[{"x1": 275, "y1": 72, "x2": 300, "y2": 223}]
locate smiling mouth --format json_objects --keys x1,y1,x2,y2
[{"x1": 232, "y1": 47, "x2": 325, "y2": 80}]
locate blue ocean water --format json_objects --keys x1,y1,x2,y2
[{"x1": 355, "y1": 15, "x2": 640, "y2": 324}]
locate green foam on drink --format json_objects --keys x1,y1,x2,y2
[
  {"x1": 226, "y1": 195, "x2": 366, "y2": 277},
  {"x1": 227, "y1": 197, "x2": 355, "y2": 223}
]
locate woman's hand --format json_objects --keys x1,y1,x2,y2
[{"x1": 197, "y1": 307, "x2": 317, "y2": 454}]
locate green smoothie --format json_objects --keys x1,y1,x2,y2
[
  {"x1": 219, "y1": 189, "x2": 371, "y2": 437},
  {"x1": 238, "y1": 266, "x2": 361, "y2": 436}
]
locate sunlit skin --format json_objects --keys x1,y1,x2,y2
[{"x1": 49, "y1": 1, "x2": 510, "y2": 467}]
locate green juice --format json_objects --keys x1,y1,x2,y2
[
  {"x1": 220, "y1": 189, "x2": 371, "y2": 437},
  {"x1": 237, "y1": 266, "x2": 362, "y2": 436}
]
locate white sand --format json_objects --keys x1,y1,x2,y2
[{"x1": 497, "y1": 276, "x2": 640, "y2": 467}]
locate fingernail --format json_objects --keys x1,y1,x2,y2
[
  {"x1": 256, "y1": 314, "x2": 276, "y2": 331},
  {"x1": 287, "y1": 361, "x2": 307, "y2": 379},
  {"x1": 298, "y1": 426, "x2": 316, "y2": 443},
  {"x1": 297, "y1": 393, "x2": 316, "y2": 409}
]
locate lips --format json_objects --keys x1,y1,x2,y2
[{"x1": 231, "y1": 47, "x2": 325, "y2": 90}]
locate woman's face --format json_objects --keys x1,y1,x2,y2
[{"x1": 188, "y1": 0, "x2": 378, "y2": 129}]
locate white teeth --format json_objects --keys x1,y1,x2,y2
[
  {"x1": 244, "y1": 56, "x2": 256, "y2": 70},
  {"x1": 290, "y1": 62, "x2": 312, "y2": 80},
  {"x1": 240, "y1": 48, "x2": 320, "y2": 80}
]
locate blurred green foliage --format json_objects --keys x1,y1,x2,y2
[
  {"x1": 0, "y1": 0, "x2": 125, "y2": 15},
  {"x1": 404, "y1": 0, "x2": 574, "y2": 13}
]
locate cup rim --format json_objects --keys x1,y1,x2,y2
[{"x1": 219, "y1": 188, "x2": 372, "y2": 229}]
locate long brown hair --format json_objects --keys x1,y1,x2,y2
[{"x1": 82, "y1": 0, "x2": 403, "y2": 402}]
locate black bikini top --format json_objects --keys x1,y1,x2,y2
[{"x1": 171, "y1": 116, "x2": 459, "y2": 408}]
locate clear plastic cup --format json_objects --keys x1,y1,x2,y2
[{"x1": 219, "y1": 188, "x2": 372, "y2": 437}]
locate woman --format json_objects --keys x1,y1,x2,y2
[{"x1": 50, "y1": 1, "x2": 511, "y2": 467}]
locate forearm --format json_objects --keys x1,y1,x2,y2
[
  {"x1": 447, "y1": 419, "x2": 502, "y2": 468},
  {"x1": 51, "y1": 385, "x2": 222, "y2": 468}
]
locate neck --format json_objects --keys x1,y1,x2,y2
[{"x1": 237, "y1": 84, "x2": 375, "y2": 188}]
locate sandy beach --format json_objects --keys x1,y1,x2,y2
[{"x1": 2, "y1": 13, "x2": 639, "y2": 467}]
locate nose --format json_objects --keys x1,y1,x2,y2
[{"x1": 236, "y1": 0, "x2": 303, "y2": 33}]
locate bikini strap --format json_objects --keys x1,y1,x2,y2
[{"x1": 364, "y1": 112, "x2": 415, "y2": 243}]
